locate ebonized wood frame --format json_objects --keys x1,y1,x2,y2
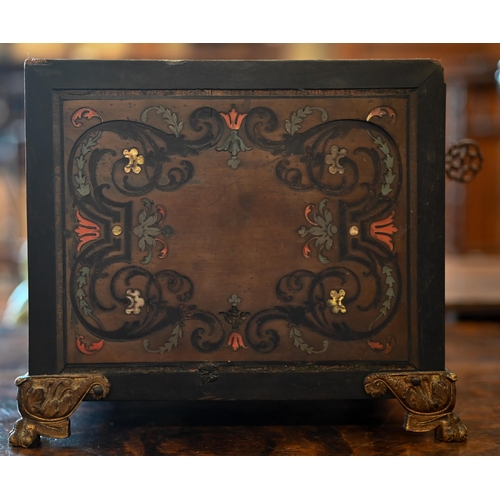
[{"x1": 25, "y1": 59, "x2": 445, "y2": 400}]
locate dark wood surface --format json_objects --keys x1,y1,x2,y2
[{"x1": 1, "y1": 318, "x2": 499, "y2": 456}]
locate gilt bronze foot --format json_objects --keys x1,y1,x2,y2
[
  {"x1": 9, "y1": 373, "x2": 110, "y2": 448},
  {"x1": 364, "y1": 370, "x2": 467, "y2": 442}
]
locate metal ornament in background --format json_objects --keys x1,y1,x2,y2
[{"x1": 445, "y1": 139, "x2": 483, "y2": 183}]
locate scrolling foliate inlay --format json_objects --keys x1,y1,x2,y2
[{"x1": 62, "y1": 95, "x2": 408, "y2": 362}]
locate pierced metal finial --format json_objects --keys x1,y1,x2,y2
[{"x1": 445, "y1": 139, "x2": 483, "y2": 183}]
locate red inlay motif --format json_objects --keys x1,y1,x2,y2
[
  {"x1": 76, "y1": 335, "x2": 104, "y2": 355},
  {"x1": 227, "y1": 332, "x2": 248, "y2": 351},
  {"x1": 220, "y1": 107, "x2": 247, "y2": 130},
  {"x1": 155, "y1": 238, "x2": 168, "y2": 259},
  {"x1": 366, "y1": 106, "x2": 396, "y2": 124},
  {"x1": 370, "y1": 211, "x2": 398, "y2": 251},
  {"x1": 72, "y1": 107, "x2": 103, "y2": 128},
  {"x1": 74, "y1": 210, "x2": 101, "y2": 252},
  {"x1": 368, "y1": 336, "x2": 395, "y2": 354}
]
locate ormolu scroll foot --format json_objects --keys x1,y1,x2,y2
[
  {"x1": 9, "y1": 374, "x2": 110, "y2": 448},
  {"x1": 364, "y1": 370, "x2": 467, "y2": 442}
]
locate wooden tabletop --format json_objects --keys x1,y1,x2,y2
[
  {"x1": 446, "y1": 254, "x2": 500, "y2": 314},
  {"x1": 0, "y1": 319, "x2": 499, "y2": 456}
]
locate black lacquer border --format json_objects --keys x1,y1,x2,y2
[
  {"x1": 26, "y1": 62, "x2": 59, "y2": 374},
  {"x1": 414, "y1": 66, "x2": 446, "y2": 371}
]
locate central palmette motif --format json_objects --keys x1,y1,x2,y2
[
  {"x1": 298, "y1": 199, "x2": 338, "y2": 264},
  {"x1": 64, "y1": 95, "x2": 405, "y2": 362},
  {"x1": 216, "y1": 106, "x2": 252, "y2": 169}
]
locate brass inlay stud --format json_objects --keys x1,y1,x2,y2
[
  {"x1": 349, "y1": 225, "x2": 359, "y2": 236},
  {"x1": 112, "y1": 225, "x2": 122, "y2": 236}
]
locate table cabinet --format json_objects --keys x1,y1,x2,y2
[{"x1": 9, "y1": 59, "x2": 466, "y2": 447}]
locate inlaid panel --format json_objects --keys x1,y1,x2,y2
[{"x1": 55, "y1": 90, "x2": 416, "y2": 365}]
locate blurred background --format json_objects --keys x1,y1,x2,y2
[{"x1": 0, "y1": 42, "x2": 500, "y2": 324}]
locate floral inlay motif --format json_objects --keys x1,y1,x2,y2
[
  {"x1": 285, "y1": 105, "x2": 328, "y2": 136},
  {"x1": 227, "y1": 332, "x2": 248, "y2": 351},
  {"x1": 143, "y1": 324, "x2": 183, "y2": 354},
  {"x1": 325, "y1": 145, "x2": 347, "y2": 175},
  {"x1": 219, "y1": 294, "x2": 250, "y2": 351},
  {"x1": 74, "y1": 132, "x2": 101, "y2": 197},
  {"x1": 369, "y1": 266, "x2": 395, "y2": 330},
  {"x1": 125, "y1": 289, "x2": 145, "y2": 315},
  {"x1": 123, "y1": 148, "x2": 145, "y2": 174},
  {"x1": 367, "y1": 132, "x2": 395, "y2": 196},
  {"x1": 327, "y1": 289, "x2": 347, "y2": 314},
  {"x1": 217, "y1": 107, "x2": 252, "y2": 169},
  {"x1": 367, "y1": 336, "x2": 395, "y2": 354},
  {"x1": 74, "y1": 210, "x2": 101, "y2": 252},
  {"x1": 298, "y1": 199, "x2": 337, "y2": 264},
  {"x1": 71, "y1": 107, "x2": 103, "y2": 128},
  {"x1": 220, "y1": 108, "x2": 247, "y2": 130},
  {"x1": 133, "y1": 198, "x2": 173, "y2": 265},
  {"x1": 365, "y1": 105, "x2": 397, "y2": 195},
  {"x1": 76, "y1": 266, "x2": 91, "y2": 316},
  {"x1": 66, "y1": 99, "x2": 405, "y2": 359},
  {"x1": 366, "y1": 106, "x2": 396, "y2": 125},
  {"x1": 141, "y1": 105, "x2": 184, "y2": 137},
  {"x1": 289, "y1": 326, "x2": 328, "y2": 354},
  {"x1": 76, "y1": 335, "x2": 104, "y2": 355},
  {"x1": 370, "y1": 211, "x2": 398, "y2": 251},
  {"x1": 75, "y1": 265, "x2": 103, "y2": 329}
]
